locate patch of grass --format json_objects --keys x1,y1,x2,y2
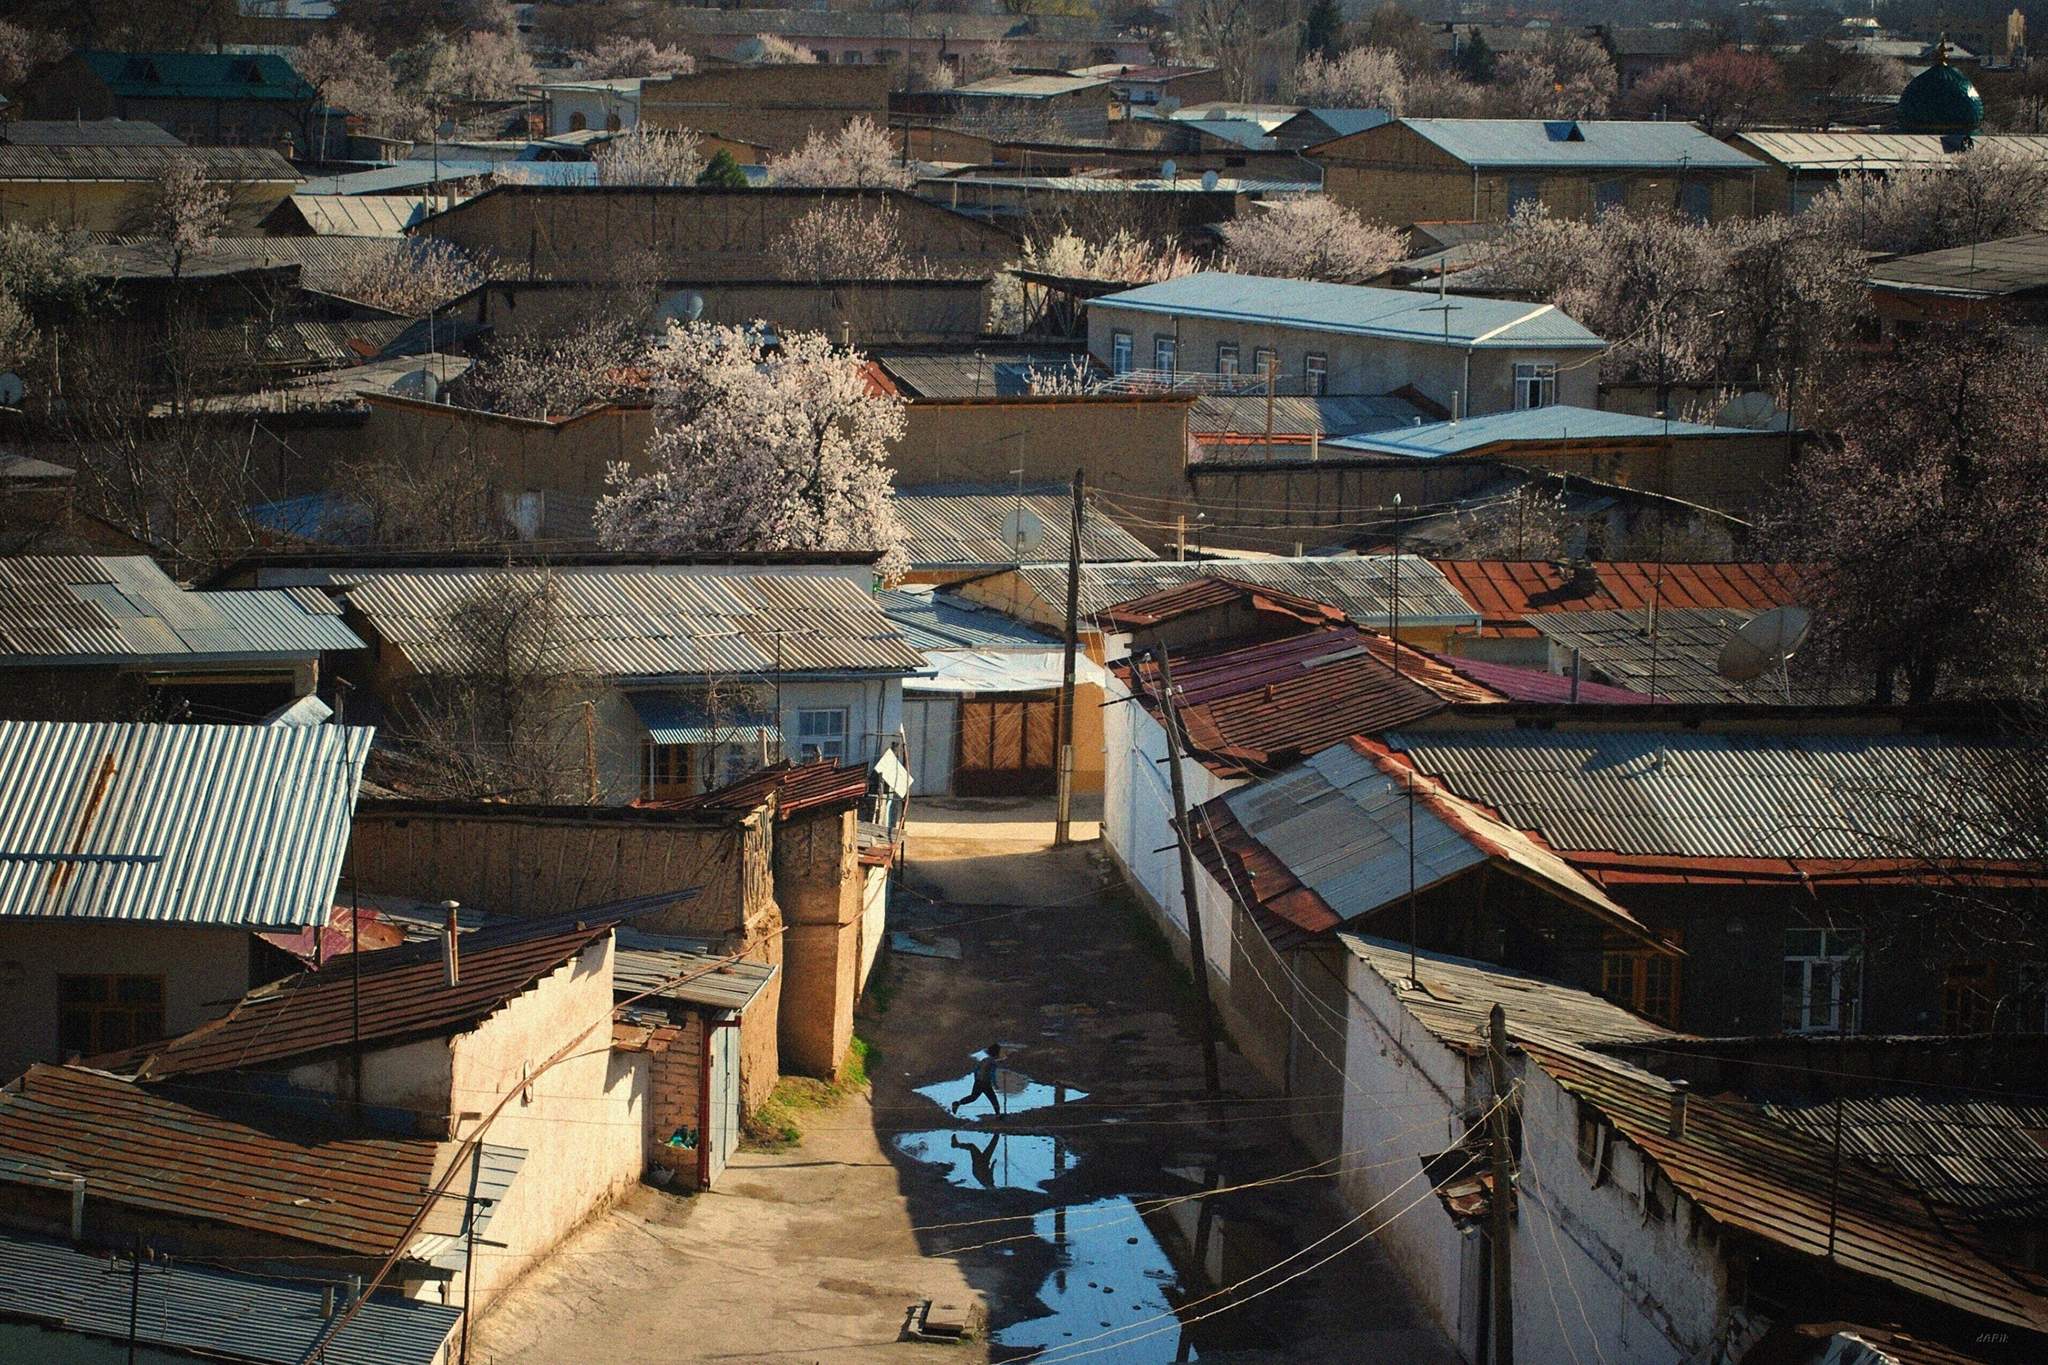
[
  {"x1": 863, "y1": 955, "x2": 899, "y2": 1015},
  {"x1": 741, "y1": 1034, "x2": 875, "y2": 1150}
]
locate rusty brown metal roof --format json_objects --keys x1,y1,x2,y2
[
  {"x1": 1095, "y1": 575, "x2": 1349, "y2": 632},
  {"x1": 122, "y1": 920, "x2": 613, "y2": 1080},
  {"x1": 0, "y1": 1065, "x2": 440, "y2": 1257},
  {"x1": 1523, "y1": 1039, "x2": 2048, "y2": 1335}
]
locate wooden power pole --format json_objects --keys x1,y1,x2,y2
[
  {"x1": 1486, "y1": 1004, "x2": 1516, "y2": 1365},
  {"x1": 1054, "y1": 468, "x2": 1084, "y2": 846},
  {"x1": 1154, "y1": 642, "x2": 1222, "y2": 1096}
]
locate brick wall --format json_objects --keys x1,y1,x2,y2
[{"x1": 646, "y1": 1016, "x2": 704, "y2": 1179}]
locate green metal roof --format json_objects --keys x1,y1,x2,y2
[{"x1": 80, "y1": 50, "x2": 315, "y2": 103}]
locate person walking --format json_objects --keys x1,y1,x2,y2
[{"x1": 952, "y1": 1043, "x2": 1005, "y2": 1117}]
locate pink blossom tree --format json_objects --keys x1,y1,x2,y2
[
  {"x1": 1803, "y1": 144, "x2": 2048, "y2": 255},
  {"x1": 0, "y1": 20, "x2": 66, "y2": 92},
  {"x1": 1218, "y1": 196, "x2": 1404, "y2": 284},
  {"x1": 1293, "y1": 47, "x2": 1405, "y2": 110},
  {"x1": 783, "y1": 199, "x2": 909, "y2": 280},
  {"x1": 326, "y1": 238, "x2": 490, "y2": 315},
  {"x1": 1018, "y1": 226, "x2": 1198, "y2": 284},
  {"x1": 575, "y1": 37, "x2": 696, "y2": 79},
  {"x1": 1624, "y1": 47, "x2": 1784, "y2": 135},
  {"x1": 592, "y1": 128, "x2": 704, "y2": 185},
  {"x1": 131, "y1": 155, "x2": 229, "y2": 281},
  {"x1": 296, "y1": 26, "x2": 426, "y2": 143},
  {"x1": 752, "y1": 34, "x2": 817, "y2": 65},
  {"x1": 766, "y1": 117, "x2": 913, "y2": 189},
  {"x1": 594, "y1": 323, "x2": 906, "y2": 576},
  {"x1": 1492, "y1": 35, "x2": 1617, "y2": 119}
]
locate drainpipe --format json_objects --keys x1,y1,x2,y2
[{"x1": 1462, "y1": 349, "x2": 1473, "y2": 420}]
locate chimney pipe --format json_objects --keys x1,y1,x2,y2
[
  {"x1": 1668, "y1": 1080, "x2": 1690, "y2": 1140},
  {"x1": 442, "y1": 901, "x2": 461, "y2": 987},
  {"x1": 322, "y1": 1284, "x2": 336, "y2": 1317},
  {"x1": 1569, "y1": 647, "x2": 1582, "y2": 703},
  {"x1": 69, "y1": 1175, "x2": 84, "y2": 1241},
  {"x1": 346, "y1": 1274, "x2": 362, "y2": 1305}
]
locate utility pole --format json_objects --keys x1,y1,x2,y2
[
  {"x1": 1154, "y1": 643, "x2": 1221, "y2": 1097},
  {"x1": 1485, "y1": 1005, "x2": 1516, "y2": 1365},
  {"x1": 127, "y1": 1233, "x2": 142, "y2": 1365},
  {"x1": 1054, "y1": 469, "x2": 1084, "y2": 846}
]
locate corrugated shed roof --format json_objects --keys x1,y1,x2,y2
[
  {"x1": 878, "y1": 587, "x2": 1061, "y2": 651},
  {"x1": 1392, "y1": 118, "x2": 1763, "y2": 171},
  {"x1": 871, "y1": 348, "x2": 1093, "y2": 398},
  {"x1": 1092, "y1": 273, "x2": 1605, "y2": 349},
  {"x1": 1024, "y1": 557, "x2": 1483, "y2": 627},
  {"x1": 1191, "y1": 393, "x2": 1425, "y2": 439},
  {"x1": 894, "y1": 486, "x2": 1152, "y2": 568},
  {"x1": 1340, "y1": 934, "x2": 1674, "y2": 1049},
  {"x1": 0, "y1": 1229, "x2": 461, "y2": 1365},
  {"x1": 626, "y1": 691, "x2": 779, "y2": 745},
  {"x1": 1420, "y1": 648, "x2": 1656, "y2": 704},
  {"x1": 1526, "y1": 606, "x2": 1856, "y2": 705},
  {"x1": 613, "y1": 928, "x2": 777, "y2": 1012},
  {"x1": 1176, "y1": 118, "x2": 1277, "y2": 150},
  {"x1": 1277, "y1": 108, "x2": 1393, "y2": 143},
  {"x1": 1523, "y1": 1038, "x2": 2048, "y2": 1334},
  {"x1": 1096, "y1": 574, "x2": 1349, "y2": 631},
  {"x1": 1758, "y1": 1091, "x2": 2048, "y2": 1221},
  {"x1": 1384, "y1": 728, "x2": 2041, "y2": 862},
  {"x1": 1732, "y1": 129, "x2": 2048, "y2": 171},
  {"x1": 0, "y1": 556, "x2": 362, "y2": 663},
  {"x1": 1324, "y1": 405, "x2": 1755, "y2": 459},
  {"x1": 650, "y1": 757, "x2": 870, "y2": 822},
  {"x1": 344, "y1": 570, "x2": 923, "y2": 677},
  {"x1": 952, "y1": 73, "x2": 1111, "y2": 98},
  {"x1": 97, "y1": 235, "x2": 421, "y2": 296},
  {"x1": 0, "y1": 722, "x2": 371, "y2": 929},
  {"x1": 0, "y1": 119, "x2": 181, "y2": 146},
  {"x1": 0, "y1": 1065, "x2": 440, "y2": 1257},
  {"x1": 79, "y1": 50, "x2": 316, "y2": 101},
  {"x1": 1431, "y1": 559, "x2": 1808, "y2": 627},
  {"x1": 125, "y1": 919, "x2": 614, "y2": 1079},
  {"x1": 0, "y1": 143, "x2": 299, "y2": 183},
  {"x1": 283, "y1": 194, "x2": 433, "y2": 237},
  {"x1": 1869, "y1": 230, "x2": 2048, "y2": 298}
]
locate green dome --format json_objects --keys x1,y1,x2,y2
[{"x1": 1896, "y1": 47, "x2": 1983, "y2": 135}]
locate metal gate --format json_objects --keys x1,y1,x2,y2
[
  {"x1": 955, "y1": 694, "x2": 1058, "y2": 796},
  {"x1": 901, "y1": 695, "x2": 957, "y2": 796},
  {"x1": 708, "y1": 1016, "x2": 741, "y2": 1185}
]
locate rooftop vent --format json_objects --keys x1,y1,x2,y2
[{"x1": 1543, "y1": 120, "x2": 1584, "y2": 142}]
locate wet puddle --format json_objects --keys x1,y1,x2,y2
[
  {"x1": 915, "y1": 1065, "x2": 1089, "y2": 1118},
  {"x1": 992, "y1": 1196, "x2": 1194, "y2": 1361},
  {"x1": 893, "y1": 1129, "x2": 1073, "y2": 1192}
]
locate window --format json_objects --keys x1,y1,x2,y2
[
  {"x1": 1216, "y1": 342, "x2": 1239, "y2": 376},
  {"x1": 1602, "y1": 931, "x2": 1681, "y2": 1026},
  {"x1": 1783, "y1": 928, "x2": 1863, "y2": 1034},
  {"x1": 1594, "y1": 178, "x2": 1627, "y2": 213},
  {"x1": 841, "y1": 50, "x2": 862, "y2": 64},
  {"x1": 1253, "y1": 346, "x2": 1276, "y2": 385},
  {"x1": 643, "y1": 742, "x2": 693, "y2": 800},
  {"x1": 1943, "y1": 962, "x2": 1997, "y2": 1034},
  {"x1": 1506, "y1": 176, "x2": 1542, "y2": 214},
  {"x1": 2016, "y1": 963, "x2": 2048, "y2": 1034},
  {"x1": 1303, "y1": 352, "x2": 1328, "y2": 396},
  {"x1": 1110, "y1": 329, "x2": 1133, "y2": 375},
  {"x1": 1153, "y1": 334, "x2": 1177, "y2": 373},
  {"x1": 1574, "y1": 1101, "x2": 1611, "y2": 1187},
  {"x1": 1679, "y1": 177, "x2": 1714, "y2": 222},
  {"x1": 605, "y1": 112, "x2": 622, "y2": 132},
  {"x1": 569, "y1": 110, "x2": 588, "y2": 132},
  {"x1": 796, "y1": 708, "x2": 849, "y2": 762},
  {"x1": 58, "y1": 975, "x2": 164, "y2": 1057},
  {"x1": 1514, "y1": 362, "x2": 1557, "y2": 410}
]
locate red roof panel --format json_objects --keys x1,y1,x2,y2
[{"x1": 1431, "y1": 560, "x2": 1809, "y2": 629}]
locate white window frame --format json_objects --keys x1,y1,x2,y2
[
  {"x1": 1153, "y1": 334, "x2": 1177, "y2": 374},
  {"x1": 1110, "y1": 329, "x2": 1133, "y2": 375},
  {"x1": 1216, "y1": 341, "x2": 1239, "y2": 376},
  {"x1": 1514, "y1": 361, "x2": 1557, "y2": 411},
  {"x1": 1253, "y1": 346, "x2": 1276, "y2": 386},
  {"x1": 1783, "y1": 928, "x2": 1863, "y2": 1035},
  {"x1": 795, "y1": 708, "x2": 850, "y2": 763},
  {"x1": 1303, "y1": 352, "x2": 1328, "y2": 396}
]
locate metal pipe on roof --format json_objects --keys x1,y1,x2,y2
[{"x1": 443, "y1": 903, "x2": 462, "y2": 987}]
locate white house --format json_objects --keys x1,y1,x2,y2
[{"x1": 534, "y1": 77, "x2": 646, "y2": 135}]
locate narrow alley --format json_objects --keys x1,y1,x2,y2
[{"x1": 471, "y1": 798, "x2": 1454, "y2": 1364}]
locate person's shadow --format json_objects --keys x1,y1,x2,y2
[{"x1": 951, "y1": 1132, "x2": 1001, "y2": 1189}]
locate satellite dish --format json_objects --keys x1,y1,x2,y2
[
  {"x1": 1715, "y1": 391, "x2": 1789, "y2": 431},
  {"x1": 392, "y1": 367, "x2": 441, "y2": 402},
  {"x1": 0, "y1": 372, "x2": 23, "y2": 406},
  {"x1": 649, "y1": 289, "x2": 706, "y2": 334},
  {"x1": 437, "y1": 119, "x2": 459, "y2": 139},
  {"x1": 1002, "y1": 504, "x2": 1048, "y2": 560},
  {"x1": 1716, "y1": 606, "x2": 1812, "y2": 683},
  {"x1": 734, "y1": 37, "x2": 766, "y2": 62},
  {"x1": 1160, "y1": 158, "x2": 1178, "y2": 181},
  {"x1": 1200, "y1": 169, "x2": 1220, "y2": 191}
]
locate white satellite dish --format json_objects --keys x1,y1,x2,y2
[
  {"x1": 437, "y1": 119, "x2": 459, "y2": 139},
  {"x1": 0, "y1": 371, "x2": 24, "y2": 406},
  {"x1": 1715, "y1": 391, "x2": 1789, "y2": 431},
  {"x1": 392, "y1": 367, "x2": 441, "y2": 402},
  {"x1": 649, "y1": 289, "x2": 706, "y2": 334},
  {"x1": 1200, "y1": 169, "x2": 1220, "y2": 191},
  {"x1": 1716, "y1": 606, "x2": 1812, "y2": 683},
  {"x1": 1002, "y1": 504, "x2": 1048, "y2": 560},
  {"x1": 1160, "y1": 158, "x2": 1178, "y2": 182},
  {"x1": 734, "y1": 37, "x2": 766, "y2": 62}
]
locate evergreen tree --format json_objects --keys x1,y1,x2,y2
[
  {"x1": 1454, "y1": 28, "x2": 1495, "y2": 83},
  {"x1": 1300, "y1": 0, "x2": 1343, "y2": 60},
  {"x1": 695, "y1": 149, "x2": 750, "y2": 189}
]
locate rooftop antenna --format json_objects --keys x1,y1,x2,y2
[{"x1": 1717, "y1": 605, "x2": 1813, "y2": 704}]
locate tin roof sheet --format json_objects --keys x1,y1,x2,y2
[
  {"x1": 1869, "y1": 230, "x2": 2048, "y2": 298},
  {"x1": 1324, "y1": 405, "x2": 1755, "y2": 459},
  {"x1": 1389, "y1": 118, "x2": 1760, "y2": 171},
  {"x1": 1525, "y1": 606, "x2": 1857, "y2": 704},
  {"x1": 1339, "y1": 934, "x2": 1675, "y2": 1048},
  {"x1": 0, "y1": 1066, "x2": 441, "y2": 1257},
  {"x1": 894, "y1": 486, "x2": 1152, "y2": 568},
  {"x1": 952, "y1": 73, "x2": 1111, "y2": 99},
  {"x1": 1023, "y1": 557, "x2": 1483, "y2": 628},
  {"x1": 1757, "y1": 1091, "x2": 2048, "y2": 1221},
  {"x1": 1419, "y1": 648, "x2": 1655, "y2": 704},
  {"x1": 0, "y1": 1229, "x2": 461, "y2": 1365},
  {"x1": 650, "y1": 757, "x2": 870, "y2": 822},
  {"x1": 1191, "y1": 393, "x2": 1425, "y2": 439},
  {"x1": 344, "y1": 570, "x2": 924, "y2": 678},
  {"x1": 1383, "y1": 728, "x2": 2040, "y2": 862},
  {"x1": 613, "y1": 929, "x2": 777, "y2": 1012},
  {"x1": 879, "y1": 586, "x2": 1060, "y2": 652},
  {"x1": 1091, "y1": 273, "x2": 1606, "y2": 349},
  {"x1": 871, "y1": 348, "x2": 1093, "y2": 398},
  {"x1": 1732, "y1": 129, "x2": 2048, "y2": 172},
  {"x1": 1430, "y1": 559, "x2": 1808, "y2": 627},
  {"x1": 124, "y1": 919, "x2": 614, "y2": 1079},
  {"x1": 0, "y1": 722, "x2": 371, "y2": 928},
  {"x1": 0, "y1": 119, "x2": 182, "y2": 147},
  {"x1": 626, "y1": 691, "x2": 779, "y2": 745},
  {"x1": 0, "y1": 144, "x2": 299, "y2": 183}
]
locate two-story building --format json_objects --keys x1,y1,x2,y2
[
  {"x1": 20, "y1": 51, "x2": 317, "y2": 153},
  {"x1": 1086, "y1": 272, "x2": 1604, "y2": 416}
]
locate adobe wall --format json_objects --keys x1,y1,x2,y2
[
  {"x1": 889, "y1": 394, "x2": 1195, "y2": 503},
  {"x1": 640, "y1": 65, "x2": 895, "y2": 152},
  {"x1": 772, "y1": 807, "x2": 864, "y2": 1079},
  {"x1": 454, "y1": 278, "x2": 990, "y2": 347}
]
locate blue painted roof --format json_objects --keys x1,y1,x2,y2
[
  {"x1": 0, "y1": 1229, "x2": 459, "y2": 1365},
  {"x1": 1394, "y1": 118, "x2": 1762, "y2": 171},
  {"x1": 79, "y1": 50, "x2": 316, "y2": 102},
  {"x1": 1287, "y1": 108, "x2": 1392, "y2": 141},
  {"x1": 1092, "y1": 272, "x2": 1605, "y2": 349},
  {"x1": 1323, "y1": 405, "x2": 1754, "y2": 459},
  {"x1": 879, "y1": 587, "x2": 1062, "y2": 652},
  {"x1": 627, "y1": 692, "x2": 779, "y2": 745},
  {"x1": 297, "y1": 159, "x2": 597, "y2": 196}
]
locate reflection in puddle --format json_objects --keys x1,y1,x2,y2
[
  {"x1": 915, "y1": 1065, "x2": 1088, "y2": 1118},
  {"x1": 993, "y1": 1196, "x2": 1195, "y2": 1362},
  {"x1": 893, "y1": 1129, "x2": 1071, "y2": 1192}
]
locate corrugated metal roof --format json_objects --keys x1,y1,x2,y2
[
  {"x1": 1323, "y1": 405, "x2": 1755, "y2": 459},
  {"x1": 296, "y1": 160, "x2": 504, "y2": 196},
  {"x1": 1022, "y1": 557, "x2": 1484, "y2": 627},
  {"x1": 871, "y1": 348, "x2": 1093, "y2": 398},
  {"x1": 1732, "y1": 129, "x2": 2048, "y2": 171},
  {"x1": 0, "y1": 1065, "x2": 442, "y2": 1257},
  {"x1": 1526, "y1": 606, "x2": 1856, "y2": 704},
  {"x1": 1096, "y1": 573, "x2": 1348, "y2": 631},
  {"x1": 613, "y1": 928, "x2": 777, "y2": 1012},
  {"x1": 0, "y1": 144, "x2": 299, "y2": 183},
  {"x1": 98, "y1": 235, "x2": 427, "y2": 295},
  {"x1": 1340, "y1": 933, "x2": 1674, "y2": 1048},
  {"x1": 1191, "y1": 393, "x2": 1425, "y2": 439},
  {"x1": 1758, "y1": 1091, "x2": 2048, "y2": 1220},
  {"x1": 0, "y1": 556, "x2": 362, "y2": 664},
  {"x1": 79, "y1": 50, "x2": 315, "y2": 101},
  {"x1": 952, "y1": 73, "x2": 1111, "y2": 98},
  {"x1": 1869, "y1": 230, "x2": 2048, "y2": 298},
  {"x1": 1277, "y1": 108, "x2": 1392, "y2": 143},
  {"x1": 0, "y1": 119, "x2": 181, "y2": 147},
  {"x1": 1420, "y1": 648, "x2": 1655, "y2": 704},
  {"x1": 1176, "y1": 118, "x2": 1277, "y2": 150},
  {"x1": 1391, "y1": 118, "x2": 1763, "y2": 171},
  {"x1": 1431, "y1": 559, "x2": 1808, "y2": 627},
  {"x1": 626, "y1": 691, "x2": 779, "y2": 745},
  {"x1": 0, "y1": 722, "x2": 371, "y2": 929},
  {"x1": 1384, "y1": 729, "x2": 2039, "y2": 862},
  {"x1": 878, "y1": 587, "x2": 1061, "y2": 652},
  {"x1": 0, "y1": 1228, "x2": 461, "y2": 1365},
  {"x1": 284, "y1": 194, "x2": 435, "y2": 237},
  {"x1": 1524, "y1": 1038, "x2": 2048, "y2": 1334},
  {"x1": 344, "y1": 570, "x2": 924, "y2": 678},
  {"x1": 893, "y1": 486, "x2": 1152, "y2": 568},
  {"x1": 649, "y1": 757, "x2": 870, "y2": 822},
  {"x1": 1094, "y1": 272, "x2": 1604, "y2": 349}
]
